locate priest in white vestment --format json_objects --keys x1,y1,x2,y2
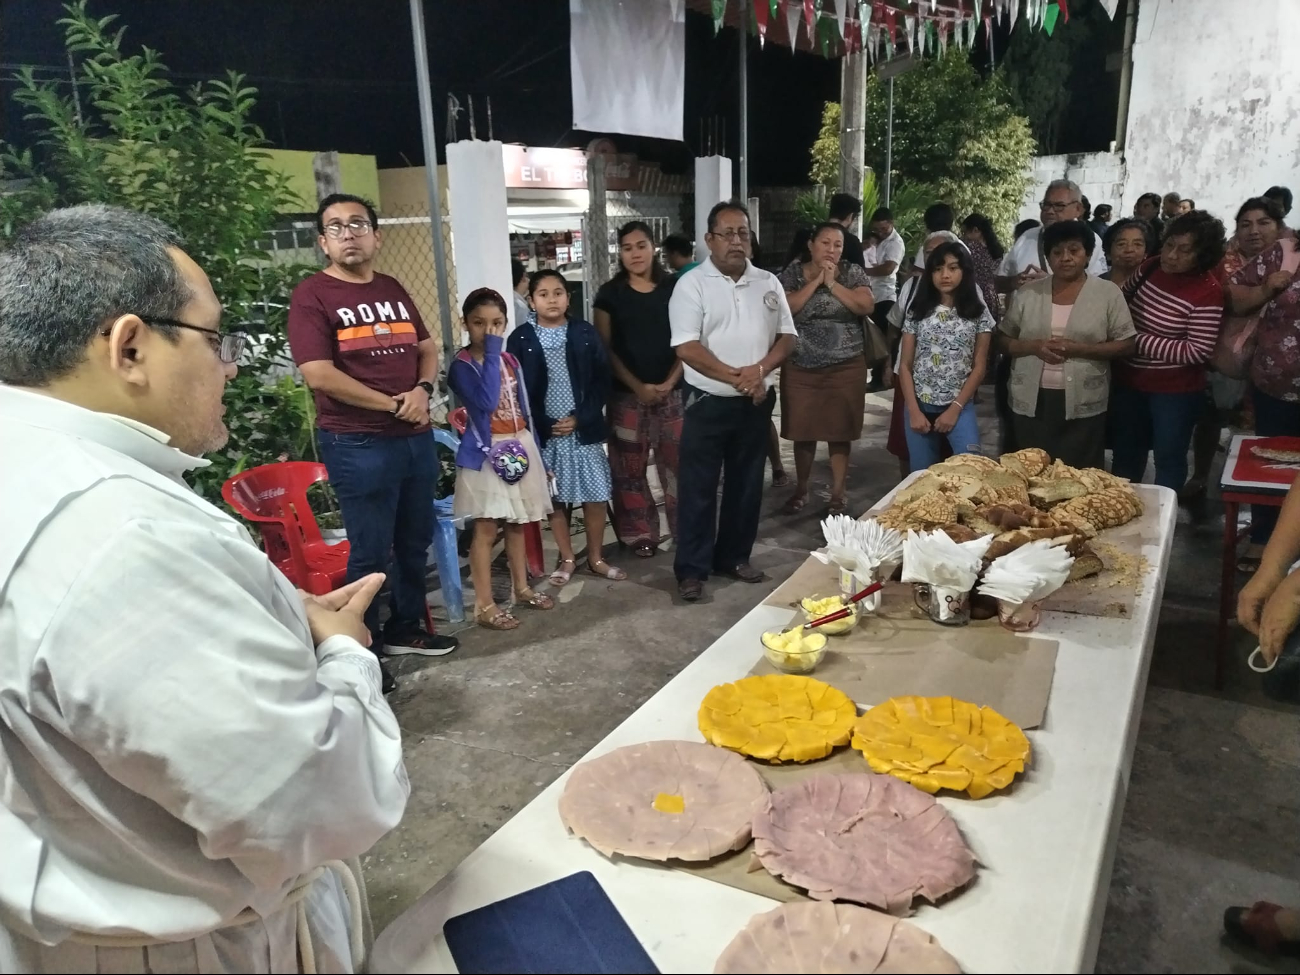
[{"x1": 0, "y1": 205, "x2": 410, "y2": 973}]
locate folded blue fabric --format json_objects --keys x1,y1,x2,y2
[{"x1": 442, "y1": 871, "x2": 660, "y2": 974}]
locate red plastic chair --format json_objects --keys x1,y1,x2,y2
[
  {"x1": 222, "y1": 461, "x2": 434, "y2": 629},
  {"x1": 447, "y1": 407, "x2": 545, "y2": 579}
]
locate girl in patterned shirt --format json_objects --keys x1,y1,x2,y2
[{"x1": 898, "y1": 242, "x2": 996, "y2": 473}]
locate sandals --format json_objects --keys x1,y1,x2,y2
[
  {"x1": 476, "y1": 604, "x2": 519, "y2": 631},
  {"x1": 771, "y1": 469, "x2": 791, "y2": 488},
  {"x1": 828, "y1": 497, "x2": 848, "y2": 516},
  {"x1": 549, "y1": 558, "x2": 577, "y2": 587},
  {"x1": 1224, "y1": 901, "x2": 1300, "y2": 956},
  {"x1": 587, "y1": 558, "x2": 627, "y2": 581},
  {"x1": 779, "y1": 493, "x2": 807, "y2": 515},
  {"x1": 513, "y1": 587, "x2": 555, "y2": 610},
  {"x1": 634, "y1": 541, "x2": 657, "y2": 559}
]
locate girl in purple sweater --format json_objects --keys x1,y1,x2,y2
[{"x1": 447, "y1": 288, "x2": 553, "y2": 630}]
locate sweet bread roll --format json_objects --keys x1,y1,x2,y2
[
  {"x1": 983, "y1": 526, "x2": 1063, "y2": 561},
  {"x1": 999, "y1": 447, "x2": 1051, "y2": 478}
]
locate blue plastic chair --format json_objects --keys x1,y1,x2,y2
[{"x1": 430, "y1": 427, "x2": 465, "y2": 623}]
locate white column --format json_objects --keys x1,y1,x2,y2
[
  {"x1": 445, "y1": 140, "x2": 515, "y2": 336},
  {"x1": 694, "y1": 155, "x2": 732, "y2": 263}
]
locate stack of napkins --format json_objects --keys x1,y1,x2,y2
[
  {"x1": 814, "y1": 516, "x2": 904, "y2": 610},
  {"x1": 978, "y1": 539, "x2": 1074, "y2": 606},
  {"x1": 901, "y1": 529, "x2": 993, "y2": 593}
]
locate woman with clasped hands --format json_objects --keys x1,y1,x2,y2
[
  {"x1": 775, "y1": 222, "x2": 875, "y2": 515},
  {"x1": 998, "y1": 220, "x2": 1136, "y2": 469}
]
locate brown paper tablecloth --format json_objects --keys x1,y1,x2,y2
[{"x1": 760, "y1": 561, "x2": 1058, "y2": 730}]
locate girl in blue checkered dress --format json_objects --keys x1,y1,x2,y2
[{"x1": 507, "y1": 270, "x2": 625, "y2": 584}]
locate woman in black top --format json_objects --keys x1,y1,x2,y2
[{"x1": 593, "y1": 221, "x2": 683, "y2": 558}]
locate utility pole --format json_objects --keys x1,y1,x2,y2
[
  {"x1": 839, "y1": 45, "x2": 867, "y2": 196},
  {"x1": 737, "y1": 19, "x2": 748, "y2": 205},
  {"x1": 884, "y1": 78, "x2": 894, "y2": 206},
  {"x1": 408, "y1": 0, "x2": 456, "y2": 363}
]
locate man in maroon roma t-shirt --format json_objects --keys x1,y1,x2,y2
[{"x1": 288, "y1": 193, "x2": 458, "y2": 690}]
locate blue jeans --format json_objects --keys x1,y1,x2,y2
[
  {"x1": 902, "y1": 401, "x2": 982, "y2": 473},
  {"x1": 1108, "y1": 385, "x2": 1202, "y2": 491},
  {"x1": 317, "y1": 430, "x2": 437, "y2": 644}
]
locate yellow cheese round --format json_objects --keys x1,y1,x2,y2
[
  {"x1": 699, "y1": 674, "x2": 857, "y2": 764},
  {"x1": 850, "y1": 695, "x2": 1030, "y2": 799}
]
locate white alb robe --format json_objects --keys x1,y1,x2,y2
[{"x1": 0, "y1": 385, "x2": 410, "y2": 973}]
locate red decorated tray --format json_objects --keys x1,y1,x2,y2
[{"x1": 1228, "y1": 436, "x2": 1300, "y2": 490}]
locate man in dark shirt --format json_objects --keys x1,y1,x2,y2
[
  {"x1": 784, "y1": 193, "x2": 867, "y2": 269},
  {"x1": 288, "y1": 193, "x2": 458, "y2": 690}
]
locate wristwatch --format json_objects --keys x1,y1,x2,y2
[{"x1": 416, "y1": 380, "x2": 435, "y2": 396}]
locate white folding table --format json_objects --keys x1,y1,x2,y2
[{"x1": 373, "y1": 484, "x2": 1176, "y2": 974}]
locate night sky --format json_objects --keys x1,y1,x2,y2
[{"x1": 1, "y1": 0, "x2": 1112, "y2": 186}]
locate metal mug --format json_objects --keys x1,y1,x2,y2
[
  {"x1": 997, "y1": 599, "x2": 1043, "y2": 632},
  {"x1": 913, "y1": 583, "x2": 970, "y2": 626}
]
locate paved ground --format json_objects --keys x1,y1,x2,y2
[{"x1": 363, "y1": 391, "x2": 1300, "y2": 974}]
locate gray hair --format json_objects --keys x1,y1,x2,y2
[
  {"x1": 924, "y1": 230, "x2": 961, "y2": 247},
  {"x1": 1045, "y1": 179, "x2": 1083, "y2": 202},
  {"x1": 0, "y1": 204, "x2": 190, "y2": 386}
]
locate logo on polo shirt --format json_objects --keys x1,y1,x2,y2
[{"x1": 763, "y1": 290, "x2": 779, "y2": 310}]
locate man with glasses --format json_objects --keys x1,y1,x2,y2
[
  {"x1": 669, "y1": 201, "x2": 796, "y2": 602},
  {"x1": 288, "y1": 193, "x2": 457, "y2": 687},
  {"x1": 0, "y1": 204, "x2": 406, "y2": 970},
  {"x1": 998, "y1": 179, "x2": 1108, "y2": 292}
]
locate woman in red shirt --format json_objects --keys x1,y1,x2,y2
[{"x1": 1110, "y1": 211, "x2": 1227, "y2": 491}]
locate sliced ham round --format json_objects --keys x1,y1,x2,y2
[
  {"x1": 714, "y1": 901, "x2": 963, "y2": 974},
  {"x1": 558, "y1": 740, "x2": 769, "y2": 862},
  {"x1": 752, "y1": 773, "x2": 976, "y2": 913}
]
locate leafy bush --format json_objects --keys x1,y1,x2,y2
[
  {"x1": 864, "y1": 52, "x2": 1035, "y2": 242},
  {"x1": 0, "y1": 2, "x2": 318, "y2": 498}
]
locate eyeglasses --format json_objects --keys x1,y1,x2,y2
[
  {"x1": 709, "y1": 228, "x2": 752, "y2": 242},
  {"x1": 322, "y1": 219, "x2": 373, "y2": 239},
  {"x1": 101, "y1": 317, "x2": 247, "y2": 364},
  {"x1": 1039, "y1": 201, "x2": 1078, "y2": 214}
]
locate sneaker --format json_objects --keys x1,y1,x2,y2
[{"x1": 382, "y1": 626, "x2": 459, "y2": 657}]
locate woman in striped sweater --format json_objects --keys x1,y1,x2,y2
[{"x1": 1110, "y1": 211, "x2": 1227, "y2": 491}]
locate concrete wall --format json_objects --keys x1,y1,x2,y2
[
  {"x1": 1018, "y1": 151, "x2": 1128, "y2": 223},
  {"x1": 1123, "y1": 0, "x2": 1300, "y2": 220},
  {"x1": 260, "y1": 149, "x2": 380, "y2": 212}
]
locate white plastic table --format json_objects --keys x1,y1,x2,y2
[{"x1": 373, "y1": 484, "x2": 1176, "y2": 975}]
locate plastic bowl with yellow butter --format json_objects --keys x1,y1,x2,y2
[{"x1": 761, "y1": 628, "x2": 828, "y2": 674}]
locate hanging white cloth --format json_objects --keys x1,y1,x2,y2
[{"x1": 569, "y1": 0, "x2": 685, "y2": 141}]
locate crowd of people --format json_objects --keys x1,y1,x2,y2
[{"x1": 294, "y1": 180, "x2": 1300, "y2": 668}]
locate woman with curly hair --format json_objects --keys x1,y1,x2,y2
[{"x1": 1110, "y1": 210, "x2": 1227, "y2": 490}]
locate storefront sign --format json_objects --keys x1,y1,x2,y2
[{"x1": 502, "y1": 145, "x2": 638, "y2": 192}]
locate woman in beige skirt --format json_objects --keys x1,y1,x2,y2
[
  {"x1": 776, "y1": 223, "x2": 878, "y2": 515},
  {"x1": 447, "y1": 288, "x2": 554, "y2": 630}
]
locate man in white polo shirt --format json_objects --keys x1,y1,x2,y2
[
  {"x1": 999, "y1": 179, "x2": 1107, "y2": 291},
  {"x1": 669, "y1": 201, "x2": 796, "y2": 602}
]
